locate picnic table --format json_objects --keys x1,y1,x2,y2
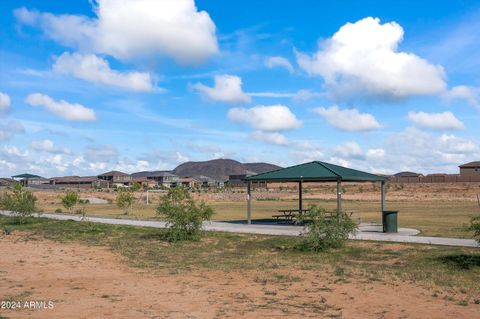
[
  {"x1": 272, "y1": 209, "x2": 363, "y2": 224},
  {"x1": 272, "y1": 209, "x2": 310, "y2": 223}
]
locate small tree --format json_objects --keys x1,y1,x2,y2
[
  {"x1": 130, "y1": 182, "x2": 142, "y2": 192},
  {"x1": 61, "y1": 190, "x2": 80, "y2": 214},
  {"x1": 469, "y1": 215, "x2": 480, "y2": 244},
  {"x1": 116, "y1": 190, "x2": 134, "y2": 215},
  {"x1": 296, "y1": 205, "x2": 357, "y2": 252},
  {"x1": 156, "y1": 186, "x2": 214, "y2": 241},
  {"x1": 0, "y1": 183, "x2": 37, "y2": 223}
]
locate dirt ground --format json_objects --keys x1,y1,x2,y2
[{"x1": 1, "y1": 233, "x2": 478, "y2": 319}]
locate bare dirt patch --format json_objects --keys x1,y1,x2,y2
[{"x1": 0, "y1": 234, "x2": 478, "y2": 319}]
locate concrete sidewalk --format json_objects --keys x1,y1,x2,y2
[{"x1": 1, "y1": 211, "x2": 478, "y2": 248}]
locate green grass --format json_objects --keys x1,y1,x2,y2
[{"x1": 1, "y1": 215, "x2": 479, "y2": 295}]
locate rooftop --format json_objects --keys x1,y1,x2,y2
[
  {"x1": 244, "y1": 161, "x2": 385, "y2": 182},
  {"x1": 98, "y1": 170, "x2": 129, "y2": 177},
  {"x1": 459, "y1": 161, "x2": 480, "y2": 168}
]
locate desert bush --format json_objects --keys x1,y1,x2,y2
[
  {"x1": 116, "y1": 190, "x2": 134, "y2": 215},
  {"x1": 130, "y1": 182, "x2": 142, "y2": 192},
  {"x1": 61, "y1": 190, "x2": 80, "y2": 213},
  {"x1": 296, "y1": 205, "x2": 357, "y2": 252},
  {"x1": 469, "y1": 215, "x2": 480, "y2": 244},
  {"x1": 156, "y1": 186, "x2": 214, "y2": 242},
  {"x1": 0, "y1": 183, "x2": 37, "y2": 223}
]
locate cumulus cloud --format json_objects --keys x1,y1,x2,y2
[
  {"x1": 332, "y1": 141, "x2": 364, "y2": 159},
  {"x1": 15, "y1": 0, "x2": 218, "y2": 64},
  {"x1": 192, "y1": 74, "x2": 250, "y2": 104},
  {"x1": 228, "y1": 105, "x2": 302, "y2": 131},
  {"x1": 383, "y1": 127, "x2": 479, "y2": 173},
  {"x1": 53, "y1": 52, "x2": 156, "y2": 92},
  {"x1": 443, "y1": 85, "x2": 479, "y2": 109},
  {"x1": 312, "y1": 105, "x2": 381, "y2": 132},
  {"x1": 25, "y1": 93, "x2": 96, "y2": 122},
  {"x1": 0, "y1": 92, "x2": 11, "y2": 112},
  {"x1": 0, "y1": 122, "x2": 25, "y2": 141},
  {"x1": 296, "y1": 17, "x2": 446, "y2": 101},
  {"x1": 408, "y1": 111, "x2": 464, "y2": 130},
  {"x1": 30, "y1": 139, "x2": 70, "y2": 154},
  {"x1": 84, "y1": 145, "x2": 118, "y2": 162},
  {"x1": 265, "y1": 56, "x2": 294, "y2": 73},
  {"x1": 250, "y1": 131, "x2": 288, "y2": 145}
]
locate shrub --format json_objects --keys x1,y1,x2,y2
[
  {"x1": 469, "y1": 215, "x2": 480, "y2": 244},
  {"x1": 61, "y1": 190, "x2": 80, "y2": 213},
  {"x1": 0, "y1": 183, "x2": 37, "y2": 223},
  {"x1": 156, "y1": 186, "x2": 214, "y2": 242},
  {"x1": 296, "y1": 205, "x2": 357, "y2": 252},
  {"x1": 116, "y1": 190, "x2": 134, "y2": 215},
  {"x1": 130, "y1": 182, "x2": 142, "y2": 192}
]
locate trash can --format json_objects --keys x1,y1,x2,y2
[{"x1": 382, "y1": 210, "x2": 398, "y2": 233}]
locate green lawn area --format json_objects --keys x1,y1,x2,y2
[
  {"x1": 1, "y1": 215, "x2": 479, "y2": 297},
  {"x1": 39, "y1": 198, "x2": 479, "y2": 238}
]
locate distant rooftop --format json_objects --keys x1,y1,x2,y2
[
  {"x1": 131, "y1": 171, "x2": 177, "y2": 178},
  {"x1": 459, "y1": 161, "x2": 480, "y2": 168},
  {"x1": 393, "y1": 171, "x2": 422, "y2": 178},
  {"x1": 98, "y1": 170, "x2": 129, "y2": 177}
]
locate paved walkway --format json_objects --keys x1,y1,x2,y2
[{"x1": 1, "y1": 211, "x2": 478, "y2": 248}]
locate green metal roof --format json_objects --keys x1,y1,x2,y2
[
  {"x1": 244, "y1": 161, "x2": 385, "y2": 182},
  {"x1": 11, "y1": 173, "x2": 42, "y2": 179}
]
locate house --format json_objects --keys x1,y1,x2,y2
[
  {"x1": 179, "y1": 177, "x2": 200, "y2": 188},
  {"x1": 459, "y1": 161, "x2": 480, "y2": 176},
  {"x1": 97, "y1": 170, "x2": 132, "y2": 187},
  {"x1": 393, "y1": 171, "x2": 423, "y2": 178},
  {"x1": 11, "y1": 173, "x2": 49, "y2": 186},
  {"x1": 130, "y1": 177, "x2": 158, "y2": 188},
  {"x1": 131, "y1": 171, "x2": 179, "y2": 188},
  {"x1": 194, "y1": 175, "x2": 220, "y2": 188},
  {"x1": 50, "y1": 176, "x2": 109, "y2": 189},
  {"x1": 225, "y1": 173, "x2": 267, "y2": 188},
  {"x1": 0, "y1": 178, "x2": 15, "y2": 187}
]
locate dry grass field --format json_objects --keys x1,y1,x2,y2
[
  {"x1": 0, "y1": 216, "x2": 479, "y2": 318},
  {"x1": 29, "y1": 182, "x2": 480, "y2": 238}
]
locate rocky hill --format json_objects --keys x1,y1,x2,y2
[{"x1": 173, "y1": 159, "x2": 281, "y2": 181}]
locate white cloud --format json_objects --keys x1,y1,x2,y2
[
  {"x1": 84, "y1": 145, "x2": 118, "y2": 162},
  {"x1": 30, "y1": 139, "x2": 70, "y2": 154},
  {"x1": 408, "y1": 111, "x2": 464, "y2": 130},
  {"x1": 192, "y1": 74, "x2": 250, "y2": 104},
  {"x1": 250, "y1": 131, "x2": 288, "y2": 145},
  {"x1": 53, "y1": 52, "x2": 156, "y2": 92},
  {"x1": 366, "y1": 148, "x2": 385, "y2": 160},
  {"x1": 0, "y1": 92, "x2": 11, "y2": 112},
  {"x1": 382, "y1": 127, "x2": 480, "y2": 173},
  {"x1": 228, "y1": 105, "x2": 302, "y2": 131},
  {"x1": 296, "y1": 17, "x2": 446, "y2": 100},
  {"x1": 0, "y1": 122, "x2": 25, "y2": 141},
  {"x1": 443, "y1": 85, "x2": 479, "y2": 109},
  {"x1": 265, "y1": 56, "x2": 294, "y2": 73},
  {"x1": 15, "y1": 0, "x2": 218, "y2": 64},
  {"x1": 332, "y1": 141, "x2": 363, "y2": 159},
  {"x1": 312, "y1": 105, "x2": 381, "y2": 132},
  {"x1": 292, "y1": 89, "x2": 322, "y2": 101},
  {"x1": 25, "y1": 93, "x2": 96, "y2": 122}
]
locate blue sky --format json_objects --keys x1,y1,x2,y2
[{"x1": 1, "y1": 0, "x2": 480, "y2": 177}]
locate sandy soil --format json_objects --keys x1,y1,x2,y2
[{"x1": 0, "y1": 233, "x2": 478, "y2": 319}]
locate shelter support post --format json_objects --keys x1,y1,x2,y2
[
  {"x1": 336, "y1": 180, "x2": 342, "y2": 215},
  {"x1": 298, "y1": 180, "x2": 303, "y2": 211},
  {"x1": 381, "y1": 180, "x2": 386, "y2": 212},
  {"x1": 247, "y1": 181, "x2": 252, "y2": 225}
]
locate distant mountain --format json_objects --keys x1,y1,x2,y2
[{"x1": 172, "y1": 159, "x2": 282, "y2": 181}]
